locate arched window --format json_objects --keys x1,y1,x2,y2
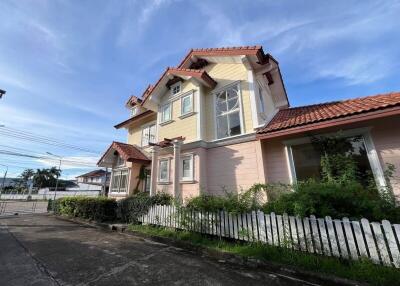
[{"x1": 215, "y1": 84, "x2": 242, "y2": 139}]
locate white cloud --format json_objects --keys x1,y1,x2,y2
[
  {"x1": 117, "y1": 0, "x2": 177, "y2": 47},
  {"x1": 314, "y1": 53, "x2": 393, "y2": 86}
]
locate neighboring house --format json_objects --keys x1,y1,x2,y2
[
  {"x1": 69, "y1": 169, "x2": 110, "y2": 192},
  {"x1": 98, "y1": 46, "x2": 400, "y2": 201}
]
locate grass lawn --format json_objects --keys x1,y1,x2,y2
[{"x1": 128, "y1": 224, "x2": 400, "y2": 286}]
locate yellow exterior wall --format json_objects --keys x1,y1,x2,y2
[
  {"x1": 203, "y1": 63, "x2": 254, "y2": 141},
  {"x1": 127, "y1": 113, "x2": 157, "y2": 147},
  {"x1": 127, "y1": 62, "x2": 255, "y2": 146},
  {"x1": 158, "y1": 80, "x2": 198, "y2": 143}
]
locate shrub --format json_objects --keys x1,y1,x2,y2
[
  {"x1": 186, "y1": 184, "x2": 289, "y2": 213},
  {"x1": 54, "y1": 196, "x2": 117, "y2": 222},
  {"x1": 263, "y1": 180, "x2": 400, "y2": 222},
  {"x1": 117, "y1": 192, "x2": 173, "y2": 223}
]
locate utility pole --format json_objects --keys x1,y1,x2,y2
[
  {"x1": 0, "y1": 89, "x2": 5, "y2": 99},
  {"x1": 0, "y1": 164, "x2": 8, "y2": 200},
  {"x1": 102, "y1": 167, "x2": 108, "y2": 197}
]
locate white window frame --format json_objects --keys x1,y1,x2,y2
[
  {"x1": 141, "y1": 122, "x2": 156, "y2": 147},
  {"x1": 158, "y1": 158, "x2": 170, "y2": 183},
  {"x1": 180, "y1": 93, "x2": 193, "y2": 116},
  {"x1": 213, "y1": 82, "x2": 244, "y2": 140},
  {"x1": 284, "y1": 128, "x2": 386, "y2": 187},
  {"x1": 110, "y1": 168, "x2": 129, "y2": 194},
  {"x1": 131, "y1": 106, "x2": 138, "y2": 117},
  {"x1": 180, "y1": 154, "x2": 194, "y2": 182},
  {"x1": 160, "y1": 103, "x2": 172, "y2": 124},
  {"x1": 171, "y1": 82, "x2": 181, "y2": 96}
]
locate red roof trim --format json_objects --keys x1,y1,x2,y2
[
  {"x1": 114, "y1": 110, "x2": 154, "y2": 129},
  {"x1": 257, "y1": 92, "x2": 400, "y2": 136},
  {"x1": 97, "y1": 141, "x2": 150, "y2": 166},
  {"x1": 257, "y1": 105, "x2": 400, "y2": 140},
  {"x1": 257, "y1": 106, "x2": 400, "y2": 140},
  {"x1": 141, "y1": 68, "x2": 216, "y2": 105},
  {"x1": 178, "y1": 46, "x2": 265, "y2": 68}
]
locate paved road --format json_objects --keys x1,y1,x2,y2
[
  {"x1": 0, "y1": 214, "x2": 318, "y2": 286},
  {"x1": 0, "y1": 201, "x2": 48, "y2": 216}
]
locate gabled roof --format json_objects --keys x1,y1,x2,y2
[
  {"x1": 125, "y1": 95, "x2": 143, "y2": 107},
  {"x1": 178, "y1": 46, "x2": 275, "y2": 68},
  {"x1": 97, "y1": 141, "x2": 150, "y2": 165},
  {"x1": 77, "y1": 169, "x2": 109, "y2": 178},
  {"x1": 114, "y1": 109, "x2": 155, "y2": 129},
  {"x1": 140, "y1": 67, "x2": 217, "y2": 106},
  {"x1": 257, "y1": 92, "x2": 400, "y2": 139}
]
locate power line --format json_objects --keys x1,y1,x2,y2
[
  {"x1": 0, "y1": 150, "x2": 98, "y2": 167},
  {"x1": 0, "y1": 145, "x2": 98, "y2": 167},
  {"x1": 0, "y1": 126, "x2": 102, "y2": 154}
]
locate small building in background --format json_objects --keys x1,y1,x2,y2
[{"x1": 69, "y1": 169, "x2": 110, "y2": 194}]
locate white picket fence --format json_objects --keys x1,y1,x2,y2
[{"x1": 140, "y1": 205, "x2": 400, "y2": 268}]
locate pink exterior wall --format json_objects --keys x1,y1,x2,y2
[
  {"x1": 260, "y1": 115, "x2": 400, "y2": 197},
  {"x1": 206, "y1": 140, "x2": 266, "y2": 195},
  {"x1": 156, "y1": 148, "x2": 205, "y2": 202},
  {"x1": 370, "y1": 117, "x2": 400, "y2": 197},
  {"x1": 261, "y1": 139, "x2": 291, "y2": 184}
]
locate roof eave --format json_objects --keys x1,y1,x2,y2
[
  {"x1": 114, "y1": 110, "x2": 154, "y2": 129},
  {"x1": 256, "y1": 106, "x2": 400, "y2": 140}
]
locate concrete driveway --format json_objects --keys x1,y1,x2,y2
[{"x1": 0, "y1": 214, "x2": 319, "y2": 286}]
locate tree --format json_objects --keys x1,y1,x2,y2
[
  {"x1": 32, "y1": 167, "x2": 62, "y2": 188},
  {"x1": 19, "y1": 169, "x2": 35, "y2": 189}
]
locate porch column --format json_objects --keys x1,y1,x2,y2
[
  {"x1": 149, "y1": 146, "x2": 159, "y2": 196},
  {"x1": 172, "y1": 139, "x2": 183, "y2": 201}
]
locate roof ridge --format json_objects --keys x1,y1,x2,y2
[
  {"x1": 191, "y1": 45, "x2": 262, "y2": 52},
  {"x1": 285, "y1": 92, "x2": 400, "y2": 111}
]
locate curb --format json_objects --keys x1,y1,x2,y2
[{"x1": 52, "y1": 215, "x2": 365, "y2": 286}]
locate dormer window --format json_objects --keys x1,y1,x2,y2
[
  {"x1": 171, "y1": 82, "x2": 181, "y2": 95},
  {"x1": 131, "y1": 106, "x2": 138, "y2": 117}
]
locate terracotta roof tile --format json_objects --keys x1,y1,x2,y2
[
  {"x1": 97, "y1": 141, "x2": 150, "y2": 165},
  {"x1": 140, "y1": 67, "x2": 216, "y2": 105},
  {"x1": 178, "y1": 45, "x2": 268, "y2": 68},
  {"x1": 257, "y1": 92, "x2": 400, "y2": 135}
]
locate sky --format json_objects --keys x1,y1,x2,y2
[{"x1": 0, "y1": 0, "x2": 400, "y2": 180}]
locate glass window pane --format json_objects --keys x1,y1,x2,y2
[
  {"x1": 290, "y1": 137, "x2": 374, "y2": 185},
  {"x1": 163, "y1": 104, "x2": 171, "y2": 121},
  {"x1": 182, "y1": 96, "x2": 192, "y2": 114},
  {"x1": 227, "y1": 98, "x2": 239, "y2": 111},
  {"x1": 159, "y1": 160, "x2": 168, "y2": 181},
  {"x1": 217, "y1": 91, "x2": 227, "y2": 101},
  {"x1": 182, "y1": 158, "x2": 191, "y2": 178},
  {"x1": 226, "y1": 88, "x2": 238, "y2": 100},
  {"x1": 149, "y1": 124, "x2": 156, "y2": 144},
  {"x1": 216, "y1": 99, "x2": 227, "y2": 114},
  {"x1": 291, "y1": 143, "x2": 322, "y2": 181},
  {"x1": 228, "y1": 112, "x2": 241, "y2": 136},
  {"x1": 216, "y1": 115, "x2": 228, "y2": 139}
]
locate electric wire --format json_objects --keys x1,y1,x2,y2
[{"x1": 0, "y1": 127, "x2": 102, "y2": 154}]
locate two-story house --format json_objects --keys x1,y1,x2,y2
[{"x1": 98, "y1": 46, "x2": 400, "y2": 201}]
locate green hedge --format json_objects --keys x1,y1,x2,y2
[
  {"x1": 50, "y1": 196, "x2": 117, "y2": 222},
  {"x1": 263, "y1": 180, "x2": 400, "y2": 223},
  {"x1": 117, "y1": 192, "x2": 173, "y2": 223}
]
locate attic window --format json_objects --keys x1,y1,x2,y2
[
  {"x1": 131, "y1": 107, "x2": 138, "y2": 117},
  {"x1": 171, "y1": 82, "x2": 181, "y2": 95}
]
